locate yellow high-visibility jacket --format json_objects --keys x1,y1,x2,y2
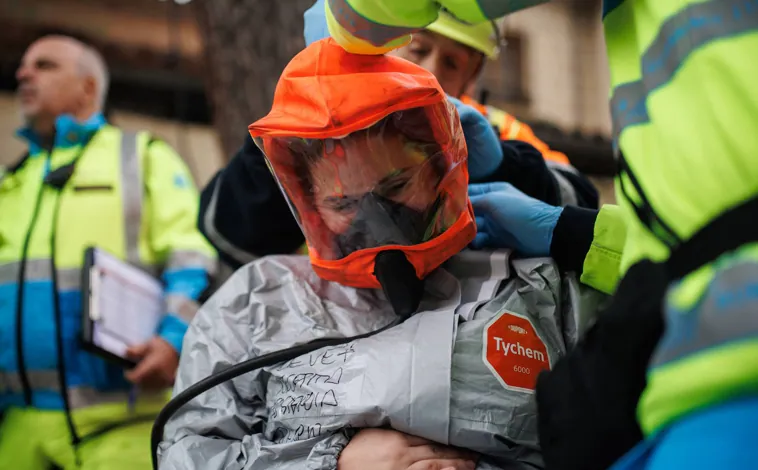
[{"x1": 0, "y1": 113, "x2": 216, "y2": 437}]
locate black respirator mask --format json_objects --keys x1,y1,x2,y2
[{"x1": 334, "y1": 192, "x2": 443, "y2": 258}]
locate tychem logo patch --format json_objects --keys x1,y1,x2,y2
[{"x1": 483, "y1": 309, "x2": 551, "y2": 393}]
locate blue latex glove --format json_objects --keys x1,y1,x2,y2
[
  {"x1": 469, "y1": 182, "x2": 563, "y2": 256},
  {"x1": 447, "y1": 96, "x2": 504, "y2": 181},
  {"x1": 304, "y1": 0, "x2": 329, "y2": 46}
]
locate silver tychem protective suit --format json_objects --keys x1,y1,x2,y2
[{"x1": 158, "y1": 250, "x2": 605, "y2": 469}]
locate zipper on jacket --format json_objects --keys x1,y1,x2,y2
[{"x1": 15, "y1": 153, "x2": 51, "y2": 406}]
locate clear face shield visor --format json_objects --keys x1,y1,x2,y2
[{"x1": 254, "y1": 101, "x2": 470, "y2": 262}]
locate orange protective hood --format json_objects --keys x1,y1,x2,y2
[{"x1": 249, "y1": 38, "x2": 476, "y2": 289}]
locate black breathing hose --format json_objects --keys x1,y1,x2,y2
[{"x1": 150, "y1": 315, "x2": 405, "y2": 469}]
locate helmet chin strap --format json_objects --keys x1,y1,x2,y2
[{"x1": 374, "y1": 250, "x2": 425, "y2": 318}]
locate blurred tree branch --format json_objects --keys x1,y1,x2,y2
[{"x1": 195, "y1": 0, "x2": 312, "y2": 158}]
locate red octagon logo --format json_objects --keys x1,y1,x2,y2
[{"x1": 482, "y1": 309, "x2": 552, "y2": 393}]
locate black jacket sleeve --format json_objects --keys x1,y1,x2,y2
[
  {"x1": 549, "y1": 205, "x2": 598, "y2": 274},
  {"x1": 548, "y1": 164, "x2": 600, "y2": 210},
  {"x1": 536, "y1": 260, "x2": 666, "y2": 470},
  {"x1": 197, "y1": 134, "x2": 305, "y2": 269},
  {"x1": 483, "y1": 140, "x2": 563, "y2": 206},
  {"x1": 481, "y1": 140, "x2": 599, "y2": 209}
]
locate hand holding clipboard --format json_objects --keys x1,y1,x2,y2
[{"x1": 81, "y1": 247, "x2": 165, "y2": 368}]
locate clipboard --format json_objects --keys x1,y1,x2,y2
[{"x1": 80, "y1": 247, "x2": 165, "y2": 369}]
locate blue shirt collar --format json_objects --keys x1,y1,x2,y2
[{"x1": 16, "y1": 112, "x2": 107, "y2": 155}]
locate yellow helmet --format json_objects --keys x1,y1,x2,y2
[{"x1": 426, "y1": 11, "x2": 504, "y2": 60}]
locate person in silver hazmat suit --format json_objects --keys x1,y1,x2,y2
[{"x1": 158, "y1": 38, "x2": 605, "y2": 470}]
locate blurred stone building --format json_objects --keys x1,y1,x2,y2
[
  {"x1": 0, "y1": 0, "x2": 616, "y2": 203},
  {"x1": 0, "y1": 0, "x2": 221, "y2": 187}
]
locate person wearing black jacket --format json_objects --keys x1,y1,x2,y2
[{"x1": 467, "y1": 181, "x2": 658, "y2": 470}]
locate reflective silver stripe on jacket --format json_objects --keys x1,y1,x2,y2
[
  {"x1": 545, "y1": 160, "x2": 580, "y2": 207},
  {"x1": 475, "y1": 0, "x2": 550, "y2": 19},
  {"x1": 327, "y1": 0, "x2": 416, "y2": 47},
  {"x1": 203, "y1": 176, "x2": 258, "y2": 265},
  {"x1": 610, "y1": 0, "x2": 758, "y2": 140},
  {"x1": 650, "y1": 261, "x2": 758, "y2": 368},
  {"x1": 167, "y1": 250, "x2": 216, "y2": 275},
  {"x1": 166, "y1": 294, "x2": 200, "y2": 323},
  {"x1": 446, "y1": 250, "x2": 510, "y2": 321},
  {"x1": 0, "y1": 260, "x2": 81, "y2": 291},
  {"x1": 0, "y1": 369, "x2": 164, "y2": 410},
  {"x1": 1, "y1": 369, "x2": 59, "y2": 393},
  {"x1": 120, "y1": 131, "x2": 142, "y2": 266},
  {"x1": 69, "y1": 387, "x2": 128, "y2": 409},
  {"x1": 0, "y1": 260, "x2": 22, "y2": 284},
  {"x1": 68, "y1": 387, "x2": 166, "y2": 410}
]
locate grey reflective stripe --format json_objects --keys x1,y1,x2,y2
[
  {"x1": 1, "y1": 369, "x2": 59, "y2": 393},
  {"x1": 0, "y1": 372, "x2": 165, "y2": 410},
  {"x1": 135, "y1": 262, "x2": 161, "y2": 278},
  {"x1": 57, "y1": 268, "x2": 81, "y2": 291},
  {"x1": 544, "y1": 161, "x2": 581, "y2": 207},
  {"x1": 29, "y1": 370, "x2": 60, "y2": 390},
  {"x1": 327, "y1": 0, "x2": 417, "y2": 47},
  {"x1": 610, "y1": 0, "x2": 758, "y2": 139},
  {"x1": 610, "y1": 81, "x2": 647, "y2": 141},
  {"x1": 545, "y1": 159, "x2": 580, "y2": 176},
  {"x1": 444, "y1": 250, "x2": 510, "y2": 280},
  {"x1": 651, "y1": 262, "x2": 758, "y2": 368},
  {"x1": 68, "y1": 387, "x2": 166, "y2": 410},
  {"x1": 3, "y1": 371, "x2": 26, "y2": 392},
  {"x1": 68, "y1": 387, "x2": 129, "y2": 409},
  {"x1": 0, "y1": 260, "x2": 80, "y2": 290},
  {"x1": 167, "y1": 250, "x2": 216, "y2": 274},
  {"x1": 555, "y1": 172, "x2": 579, "y2": 207},
  {"x1": 25, "y1": 258, "x2": 51, "y2": 281},
  {"x1": 0, "y1": 261, "x2": 20, "y2": 284},
  {"x1": 120, "y1": 131, "x2": 143, "y2": 266},
  {"x1": 166, "y1": 293, "x2": 199, "y2": 323},
  {"x1": 203, "y1": 176, "x2": 258, "y2": 265},
  {"x1": 447, "y1": 251, "x2": 510, "y2": 321},
  {"x1": 475, "y1": 0, "x2": 549, "y2": 18}
]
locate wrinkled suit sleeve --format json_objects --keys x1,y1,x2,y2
[
  {"x1": 319, "y1": 0, "x2": 550, "y2": 55},
  {"x1": 157, "y1": 295, "x2": 265, "y2": 469},
  {"x1": 158, "y1": 272, "x2": 346, "y2": 470}
]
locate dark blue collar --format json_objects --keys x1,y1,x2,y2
[{"x1": 16, "y1": 113, "x2": 107, "y2": 156}]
